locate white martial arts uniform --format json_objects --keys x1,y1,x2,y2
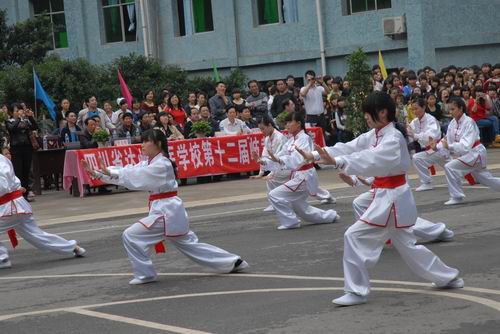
[
  {"x1": 437, "y1": 114, "x2": 500, "y2": 200},
  {"x1": 261, "y1": 130, "x2": 337, "y2": 228},
  {"x1": 348, "y1": 176, "x2": 453, "y2": 243},
  {"x1": 316, "y1": 123, "x2": 458, "y2": 296},
  {"x1": 95, "y1": 153, "x2": 242, "y2": 280},
  {"x1": 260, "y1": 129, "x2": 333, "y2": 203},
  {"x1": 0, "y1": 155, "x2": 77, "y2": 263},
  {"x1": 410, "y1": 113, "x2": 449, "y2": 186}
]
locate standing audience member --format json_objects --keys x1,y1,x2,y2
[
  {"x1": 77, "y1": 96, "x2": 115, "y2": 132},
  {"x1": 300, "y1": 70, "x2": 328, "y2": 126},
  {"x1": 246, "y1": 80, "x2": 269, "y2": 121},
  {"x1": 231, "y1": 88, "x2": 246, "y2": 113},
  {"x1": 271, "y1": 79, "x2": 297, "y2": 118},
  {"x1": 6, "y1": 103, "x2": 38, "y2": 201},
  {"x1": 141, "y1": 90, "x2": 157, "y2": 115},
  {"x1": 183, "y1": 92, "x2": 198, "y2": 115},
  {"x1": 165, "y1": 94, "x2": 187, "y2": 129}
]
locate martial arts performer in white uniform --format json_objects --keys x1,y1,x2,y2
[
  {"x1": 251, "y1": 115, "x2": 335, "y2": 212},
  {"x1": 430, "y1": 97, "x2": 500, "y2": 205},
  {"x1": 298, "y1": 92, "x2": 462, "y2": 306},
  {"x1": 83, "y1": 129, "x2": 248, "y2": 284},
  {"x1": 408, "y1": 97, "x2": 447, "y2": 192},
  {"x1": 256, "y1": 112, "x2": 338, "y2": 230},
  {"x1": 0, "y1": 152, "x2": 85, "y2": 269},
  {"x1": 339, "y1": 174, "x2": 454, "y2": 242}
]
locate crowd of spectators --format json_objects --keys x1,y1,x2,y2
[{"x1": 1, "y1": 62, "x2": 499, "y2": 195}]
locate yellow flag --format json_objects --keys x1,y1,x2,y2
[{"x1": 378, "y1": 50, "x2": 388, "y2": 80}]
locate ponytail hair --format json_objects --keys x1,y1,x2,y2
[{"x1": 141, "y1": 129, "x2": 178, "y2": 178}]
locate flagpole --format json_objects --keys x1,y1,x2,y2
[{"x1": 33, "y1": 67, "x2": 38, "y2": 119}]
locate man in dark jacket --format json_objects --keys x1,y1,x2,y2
[{"x1": 79, "y1": 118, "x2": 98, "y2": 149}]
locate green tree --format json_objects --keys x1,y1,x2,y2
[
  {"x1": 344, "y1": 48, "x2": 372, "y2": 136},
  {"x1": 0, "y1": 9, "x2": 52, "y2": 67}
]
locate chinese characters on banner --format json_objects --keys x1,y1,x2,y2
[{"x1": 76, "y1": 128, "x2": 325, "y2": 185}]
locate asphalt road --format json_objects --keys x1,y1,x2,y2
[{"x1": 1, "y1": 173, "x2": 500, "y2": 334}]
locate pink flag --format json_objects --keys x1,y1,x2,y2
[{"x1": 117, "y1": 69, "x2": 133, "y2": 108}]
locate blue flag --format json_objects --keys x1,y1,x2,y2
[{"x1": 33, "y1": 69, "x2": 57, "y2": 121}]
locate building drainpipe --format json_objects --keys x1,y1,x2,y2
[
  {"x1": 315, "y1": 0, "x2": 326, "y2": 76},
  {"x1": 139, "y1": 0, "x2": 150, "y2": 58}
]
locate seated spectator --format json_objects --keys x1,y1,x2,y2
[
  {"x1": 77, "y1": 95, "x2": 115, "y2": 132},
  {"x1": 452, "y1": 85, "x2": 462, "y2": 98},
  {"x1": 155, "y1": 112, "x2": 184, "y2": 140},
  {"x1": 462, "y1": 86, "x2": 472, "y2": 105},
  {"x1": 199, "y1": 105, "x2": 219, "y2": 136},
  {"x1": 79, "y1": 118, "x2": 98, "y2": 149},
  {"x1": 116, "y1": 112, "x2": 141, "y2": 143},
  {"x1": 425, "y1": 93, "x2": 442, "y2": 121},
  {"x1": 484, "y1": 64, "x2": 500, "y2": 92},
  {"x1": 183, "y1": 92, "x2": 198, "y2": 116},
  {"x1": 488, "y1": 84, "x2": 500, "y2": 118},
  {"x1": 245, "y1": 80, "x2": 268, "y2": 121},
  {"x1": 158, "y1": 90, "x2": 170, "y2": 113},
  {"x1": 60, "y1": 110, "x2": 81, "y2": 143},
  {"x1": 468, "y1": 86, "x2": 500, "y2": 146},
  {"x1": 403, "y1": 73, "x2": 418, "y2": 98},
  {"x1": 138, "y1": 111, "x2": 153, "y2": 133},
  {"x1": 112, "y1": 98, "x2": 131, "y2": 126},
  {"x1": 231, "y1": 88, "x2": 246, "y2": 113},
  {"x1": 219, "y1": 106, "x2": 250, "y2": 136},
  {"x1": 53, "y1": 119, "x2": 67, "y2": 137},
  {"x1": 438, "y1": 89, "x2": 453, "y2": 132},
  {"x1": 165, "y1": 94, "x2": 187, "y2": 128},
  {"x1": 103, "y1": 101, "x2": 114, "y2": 123},
  {"x1": 238, "y1": 106, "x2": 258, "y2": 129},
  {"x1": 334, "y1": 96, "x2": 353, "y2": 143},
  {"x1": 183, "y1": 108, "x2": 201, "y2": 138},
  {"x1": 131, "y1": 99, "x2": 144, "y2": 125},
  {"x1": 141, "y1": 90, "x2": 157, "y2": 115},
  {"x1": 196, "y1": 92, "x2": 207, "y2": 109}
]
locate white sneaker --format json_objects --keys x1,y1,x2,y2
[
  {"x1": 0, "y1": 258, "x2": 12, "y2": 269},
  {"x1": 277, "y1": 224, "x2": 301, "y2": 230},
  {"x1": 263, "y1": 205, "x2": 274, "y2": 212},
  {"x1": 129, "y1": 276, "x2": 157, "y2": 285},
  {"x1": 74, "y1": 246, "x2": 86, "y2": 257},
  {"x1": 332, "y1": 293, "x2": 367, "y2": 306},
  {"x1": 320, "y1": 197, "x2": 336, "y2": 205},
  {"x1": 231, "y1": 259, "x2": 249, "y2": 273},
  {"x1": 415, "y1": 183, "x2": 434, "y2": 192},
  {"x1": 432, "y1": 277, "x2": 464, "y2": 289},
  {"x1": 438, "y1": 228, "x2": 454, "y2": 242},
  {"x1": 444, "y1": 197, "x2": 464, "y2": 206}
]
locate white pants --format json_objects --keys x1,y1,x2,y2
[
  {"x1": 0, "y1": 214, "x2": 77, "y2": 261},
  {"x1": 122, "y1": 222, "x2": 241, "y2": 279},
  {"x1": 267, "y1": 179, "x2": 332, "y2": 202},
  {"x1": 413, "y1": 151, "x2": 448, "y2": 185},
  {"x1": 352, "y1": 191, "x2": 446, "y2": 242},
  {"x1": 268, "y1": 183, "x2": 337, "y2": 227},
  {"x1": 444, "y1": 157, "x2": 500, "y2": 199},
  {"x1": 343, "y1": 220, "x2": 459, "y2": 296}
]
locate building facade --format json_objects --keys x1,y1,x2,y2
[{"x1": 2, "y1": 0, "x2": 499, "y2": 81}]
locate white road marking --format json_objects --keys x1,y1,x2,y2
[
  {"x1": 2, "y1": 286, "x2": 500, "y2": 323},
  {"x1": 69, "y1": 309, "x2": 212, "y2": 334}
]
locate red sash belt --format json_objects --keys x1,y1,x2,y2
[
  {"x1": 372, "y1": 175, "x2": 407, "y2": 189},
  {"x1": 472, "y1": 140, "x2": 481, "y2": 148},
  {"x1": 148, "y1": 191, "x2": 177, "y2": 254},
  {"x1": 297, "y1": 163, "x2": 315, "y2": 172},
  {"x1": 0, "y1": 189, "x2": 23, "y2": 205},
  {"x1": 148, "y1": 191, "x2": 178, "y2": 204},
  {"x1": 0, "y1": 190, "x2": 24, "y2": 249}
]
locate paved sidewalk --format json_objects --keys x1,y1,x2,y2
[{"x1": 30, "y1": 149, "x2": 500, "y2": 227}]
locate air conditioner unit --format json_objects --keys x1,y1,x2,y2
[{"x1": 383, "y1": 16, "x2": 406, "y2": 37}]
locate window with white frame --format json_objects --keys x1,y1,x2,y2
[
  {"x1": 345, "y1": 0, "x2": 391, "y2": 15},
  {"x1": 256, "y1": 0, "x2": 298, "y2": 25},
  {"x1": 32, "y1": 0, "x2": 68, "y2": 49},
  {"x1": 176, "y1": 0, "x2": 214, "y2": 37},
  {"x1": 102, "y1": 0, "x2": 137, "y2": 43}
]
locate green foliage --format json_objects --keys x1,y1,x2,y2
[
  {"x1": 92, "y1": 129, "x2": 110, "y2": 142},
  {"x1": 0, "y1": 9, "x2": 52, "y2": 67},
  {"x1": 190, "y1": 120, "x2": 212, "y2": 136},
  {"x1": 344, "y1": 48, "x2": 372, "y2": 136}
]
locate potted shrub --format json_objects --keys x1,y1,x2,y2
[
  {"x1": 190, "y1": 120, "x2": 212, "y2": 138},
  {"x1": 92, "y1": 129, "x2": 110, "y2": 148}
]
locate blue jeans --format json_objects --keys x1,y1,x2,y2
[{"x1": 476, "y1": 117, "x2": 499, "y2": 141}]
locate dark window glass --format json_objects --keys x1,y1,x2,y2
[
  {"x1": 123, "y1": 4, "x2": 137, "y2": 41},
  {"x1": 50, "y1": 0, "x2": 64, "y2": 12},
  {"x1": 103, "y1": 6, "x2": 123, "y2": 43},
  {"x1": 33, "y1": 0, "x2": 50, "y2": 14},
  {"x1": 176, "y1": 0, "x2": 186, "y2": 36},
  {"x1": 257, "y1": 0, "x2": 279, "y2": 25},
  {"x1": 377, "y1": 0, "x2": 391, "y2": 10},
  {"x1": 193, "y1": 0, "x2": 213, "y2": 33}
]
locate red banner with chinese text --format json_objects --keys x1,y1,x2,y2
[{"x1": 77, "y1": 128, "x2": 325, "y2": 184}]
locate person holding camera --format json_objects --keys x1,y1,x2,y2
[
  {"x1": 6, "y1": 103, "x2": 38, "y2": 201},
  {"x1": 468, "y1": 86, "x2": 500, "y2": 146},
  {"x1": 300, "y1": 70, "x2": 329, "y2": 126}
]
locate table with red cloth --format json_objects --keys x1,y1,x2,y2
[{"x1": 63, "y1": 127, "x2": 325, "y2": 197}]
